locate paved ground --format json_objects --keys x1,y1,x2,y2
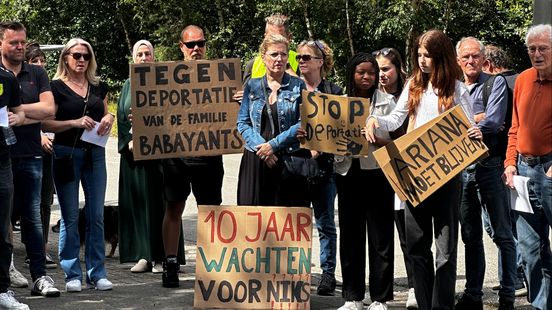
[{"x1": 9, "y1": 138, "x2": 534, "y2": 309}]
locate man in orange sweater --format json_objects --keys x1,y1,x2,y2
[{"x1": 503, "y1": 24, "x2": 552, "y2": 310}]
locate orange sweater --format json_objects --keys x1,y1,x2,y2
[{"x1": 505, "y1": 67, "x2": 552, "y2": 167}]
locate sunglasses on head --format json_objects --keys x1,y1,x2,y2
[
  {"x1": 307, "y1": 40, "x2": 326, "y2": 58},
  {"x1": 295, "y1": 54, "x2": 322, "y2": 62},
  {"x1": 68, "y1": 52, "x2": 92, "y2": 61},
  {"x1": 182, "y1": 40, "x2": 206, "y2": 49},
  {"x1": 372, "y1": 48, "x2": 391, "y2": 57}
]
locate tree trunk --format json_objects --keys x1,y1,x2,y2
[
  {"x1": 345, "y1": 0, "x2": 354, "y2": 55},
  {"x1": 302, "y1": 0, "x2": 314, "y2": 39},
  {"x1": 215, "y1": 0, "x2": 225, "y2": 29},
  {"x1": 116, "y1": 2, "x2": 133, "y2": 54},
  {"x1": 405, "y1": 0, "x2": 421, "y2": 72}
]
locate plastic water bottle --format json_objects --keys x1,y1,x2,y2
[{"x1": 2, "y1": 126, "x2": 17, "y2": 145}]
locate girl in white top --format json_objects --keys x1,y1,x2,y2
[{"x1": 365, "y1": 29, "x2": 481, "y2": 310}]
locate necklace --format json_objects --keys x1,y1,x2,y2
[{"x1": 67, "y1": 79, "x2": 87, "y2": 90}]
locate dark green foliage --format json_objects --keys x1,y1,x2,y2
[{"x1": 1, "y1": 0, "x2": 533, "y2": 90}]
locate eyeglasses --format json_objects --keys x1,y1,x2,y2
[
  {"x1": 266, "y1": 51, "x2": 288, "y2": 59},
  {"x1": 182, "y1": 40, "x2": 206, "y2": 49},
  {"x1": 527, "y1": 46, "x2": 550, "y2": 54},
  {"x1": 68, "y1": 52, "x2": 92, "y2": 61},
  {"x1": 295, "y1": 54, "x2": 322, "y2": 62},
  {"x1": 307, "y1": 40, "x2": 326, "y2": 58},
  {"x1": 372, "y1": 48, "x2": 391, "y2": 57}
]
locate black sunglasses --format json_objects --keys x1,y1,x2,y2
[
  {"x1": 182, "y1": 40, "x2": 206, "y2": 49},
  {"x1": 68, "y1": 52, "x2": 92, "y2": 61},
  {"x1": 372, "y1": 47, "x2": 391, "y2": 57},
  {"x1": 295, "y1": 54, "x2": 322, "y2": 62}
]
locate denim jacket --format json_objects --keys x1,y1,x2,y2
[{"x1": 237, "y1": 73, "x2": 305, "y2": 153}]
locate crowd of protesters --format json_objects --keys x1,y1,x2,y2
[{"x1": 0, "y1": 14, "x2": 550, "y2": 310}]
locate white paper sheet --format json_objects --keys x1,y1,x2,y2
[
  {"x1": 510, "y1": 175, "x2": 533, "y2": 214},
  {"x1": 0, "y1": 106, "x2": 8, "y2": 127},
  {"x1": 80, "y1": 122, "x2": 109, "y2": 148},
  {"x1": 394, "y1": 194, "x2": 406, "y2": 211}
]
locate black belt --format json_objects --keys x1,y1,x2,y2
[{"x1": 520, "y1": 153, "x2": 552, "y2": 166}]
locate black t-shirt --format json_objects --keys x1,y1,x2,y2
[
  {"x1": 51, "y1": 80, "x2": 108, "y2": 148},
  {"x1": 0, "y1": 68, "x2": 21, "y2": 158},
  {"x1": 0, "y1": 62, "x2": 51, "y2": 157}
]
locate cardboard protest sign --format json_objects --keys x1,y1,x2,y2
[
  {"x1": 300, "y1": 90, "x2": 370, "y2": 156},
  {"x1": 130, "y1": 59, "x2": 244, "y2": 160},
  {"x1": 373, "y1": 105, "x2": 488, "y2": 207},
  {"x1": 195, "y1": 205, "x2": 313, "y2": 309}
]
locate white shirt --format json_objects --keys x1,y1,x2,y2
[{"x1": 377, "y1": 80, "x2": 474, "y2": 132}]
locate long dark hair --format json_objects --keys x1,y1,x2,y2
[
  {"x1": 408, "y1": 29, "x2": 462, "y2": 116},
  {"x1": 345, "y1": 52, "x2": 379, "y2": 98},
  {"x1": 375, "y1": 47, "x2": 407, "y2": 94}
]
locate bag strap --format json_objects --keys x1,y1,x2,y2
[
  {"x1": 482, "y1": 74, "x2": 501, "y2": 110},
  {"x1": 67, "y1": 84, "x2": 91, "y2": 158}
]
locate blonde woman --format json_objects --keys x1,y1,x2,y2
[{"x1": 43, "y1": 38, "x2": 114, "y2": 292}]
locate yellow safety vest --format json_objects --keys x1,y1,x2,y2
[{"x1": 250, "y1": 50, "x2": 299, "y2": 79}]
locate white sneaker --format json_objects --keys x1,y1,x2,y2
[
  {"x1": 130, "y1": 259, "x2": 150, "y2": 273},
  {"x1": 88, "y1": 278, "x2": 113, "y2": 291},
  {"x1": 9, "y1": 265, "x2": 28, "y2": 288},
  {"x1": 66, "y1": 279, "x2": 82, "y2": 292},
  {"x1": 151, "y1": 262, "x2": 163, "y2": 274},
  {"x1": 0, "y1": 290, "x2": 30, "y2": 310},
  {"x1": 362, "y1": 291, "x2": 371, "y2": 305},
  {"x1": 367, "y1": 301, "x2": 387, "y2": 310},
  {"x1": 406, "y1": 288, "x2": 418, "y2": 308},
  {"x1": 31, "y1": 275, "x2": 60, "y2": 297},
  {"x1": 338, "y1": 301, "x2": 364, "y2": 310}
]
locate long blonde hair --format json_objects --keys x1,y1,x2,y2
[{"x1": 53, "y1": 38, "x2": 100, "y2": 85}]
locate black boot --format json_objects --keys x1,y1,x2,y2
[
  {"x1": 162, "y1": 256, "x2": 180, "y2": 288},
  {"x1": 455, "y1": 293, "x2": 483, "y2": 310}
]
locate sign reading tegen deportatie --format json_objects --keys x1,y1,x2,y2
[
  {"x1": 300, "y1": 90, "x2": 371, "y2": 156},
  {"x1": 373, "y1": 105, "x2": 488, "y2": 207},
  {"x1": 130, "y1": 59, "x2": 244, "y2": 160},
  {"x1": 195, "y1": 205, "x2": 313, "y2": 309}
]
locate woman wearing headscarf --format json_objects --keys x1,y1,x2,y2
[{"x1": 117, "y1": 40, "x2": 185, "y2": 273}]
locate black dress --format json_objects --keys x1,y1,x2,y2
[{"x1": 237, "y1": 104, "x2": 308, "y2": 207}]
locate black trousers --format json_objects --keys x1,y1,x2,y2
[
  {"x1": 395, "y1": 209, "x2": 415, "y2": 288},
  {"x1": 336, "y1": 160, "x2": 394, "y2": 302},
  {"x1": 405, "y1": 175, "x2": 462, "y2": 310},
  {"x1": 0, "y1": 154, "x2": 14, "y2": 292}
]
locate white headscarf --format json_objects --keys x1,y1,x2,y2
[{"x1": 132, "y1": 40, "x2": 154, "y2": 63}]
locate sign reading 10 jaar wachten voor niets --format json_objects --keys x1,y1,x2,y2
[{"x1": 130, "y1": 59, "x2": 244, "y2": 160}]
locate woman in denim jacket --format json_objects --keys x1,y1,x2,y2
[{"x1": 236, "y1": 33, "x2": 308, "y2": 207}]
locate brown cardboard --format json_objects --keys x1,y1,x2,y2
[
  {"x1": 130, "y1": 59, "x2": 244, "y2": 160},
  {"x1": 373, "y1": 105, "x2": 488, "y2": 207},
  {"x1": 300, "y1": 90, "x2": 371, "y2": 156},
  {"x1": 195, "y1": 205, "x2": 313, "y2": 309}
]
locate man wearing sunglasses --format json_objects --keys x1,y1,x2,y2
[
  {"x1": 0, "y1": 22, "x2": 60, "y2": 298},
  {"x1": 160, "y1": 24, "x2": 224, "y2": 289}
]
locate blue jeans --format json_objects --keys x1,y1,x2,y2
[
  {"x1": 53, "y1": 145, "x2": 107, "y2": 284},
  {"x1": 460, "y1": 156, "x2": 516, "y2": 302},
  {"x1": 516, "y1": 157, "x2": 552, "y2": 310},
  {"x1": 0, "y1": 153, "x2": 14, "y2": 292},
  {"x1": 310, "y1": 176, "x2": 337, "y2": 275},
  {"x1": 482, "y1": 208, "x2": 525, "y2": 288},
  {"x1": 12, "y1": 156, "x2": 46, "y2": 281}
]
